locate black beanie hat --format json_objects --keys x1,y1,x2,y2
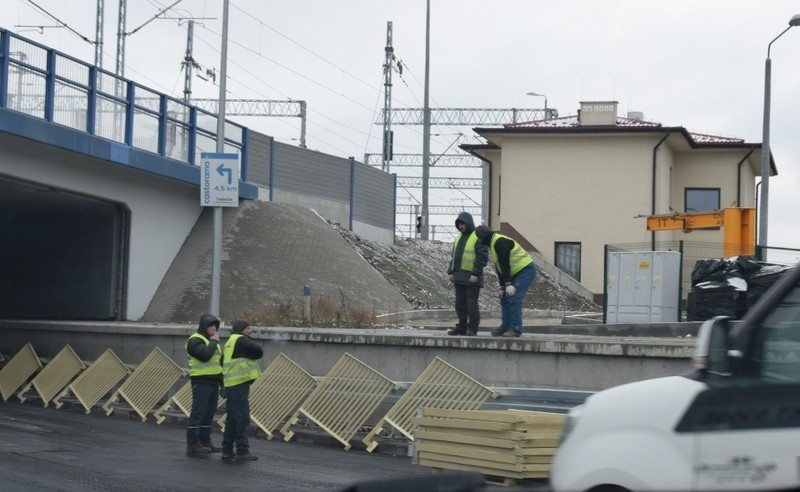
[
  {"x1": 475, "y1": 224, "x2": 491, "y2": 240},
  {"x1": 232, "y1": 319, "x2": 251, "y2": 333}
]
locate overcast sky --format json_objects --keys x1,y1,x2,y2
[{"x1": 3, "y1": 0, "x2": 800, "y2": 253}]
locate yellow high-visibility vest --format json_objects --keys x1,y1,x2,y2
[
  {"x1": 185, "y1": 333, "x2": 222, "y2": 377},
  {"x1": 489, "y1": 233, "x2": 533, "y2": 277},
  {"x1": 450, "y1": 231, "x2": 479, "y2": 271},
  {"x1": 222, "y1": 334, "x2": 260, "y2": 388}
]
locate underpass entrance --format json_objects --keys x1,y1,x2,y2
[{"x1": 0, "y1": 176, "x2": 129, "y2": 320}]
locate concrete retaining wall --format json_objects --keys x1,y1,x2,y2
[{"x1": 0, "y1": 320, "x2": 696, "y2": 392}]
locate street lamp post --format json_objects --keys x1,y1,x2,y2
[
  {"x1": 526, "y1": 91, "x2": 549, "y2": 118},
  {"x1": 760, "y1": 14, "x2": 800, "y2": 249}
]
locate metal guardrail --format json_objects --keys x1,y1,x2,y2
[
  {"x1": 0, "y1": 28, "x2": 247, "y2": 172},
  {"x1": 485, "y1": 387, "x2": 592, "y2": 413},
  {"x1": 383, "y1": 383, "x2": 591, "y2": 416}
]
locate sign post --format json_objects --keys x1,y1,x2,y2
[{"x1": 208, "y1": 0, "x2": 231, "y2": 318}]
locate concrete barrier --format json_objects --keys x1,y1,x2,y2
[{"x1": 0, "y1": 320, "x2": 697, "y2": 391}]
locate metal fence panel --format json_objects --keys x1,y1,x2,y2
[
  {"x1": 246, "y1": 131, "x2": 272, "y2": 187},
  {"x1": 354, "y1": 163, "x2": 394, "y2": 229},
  {"x1": 273, "y1": 141, "x2": 350, "y2": 202},
  {"x1": 102, "y1": 347, "x2": 185, "y2": 422},
  {"x1": 247, "y1": 353, "x2": 317, "y2": 439},
  {"x1": 363, "y1": 357, "x2": 495, "y2": 452},
  {"x1": 18, "y1": 344, "x2": 85, "y2": 406},
  {"x1": 281, "y1": 353, "x2": 398, "y2": 450},
  {"x1": 52, "y1": 348, "x2": 130, "y2": 413},
  {"x1": 0, "y1": 343, "x2": 41, "y2": 401}
]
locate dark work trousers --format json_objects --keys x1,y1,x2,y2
[
  {"x1": 221, "y1": 383, "x2": 251, "y2": 455},
  {"x1": 186, "y1": 380, "x2": 219, "y2": 446},
  {"x1": 454, "y1": 283, "x2": 481, "y2": 331}
]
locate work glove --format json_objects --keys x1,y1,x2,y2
[
  {"x1": 469, "y1": 275, "x2": 478, "y2": 284},
  {"x1": 449, "y1": 274, "x2": 454, "y2": 283},
  {"x1": 505, "y1": 284, "x2": 517, "y2": 297}
]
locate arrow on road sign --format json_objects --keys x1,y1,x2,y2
[{"x1": 216, "y1": 164, "x2": 233, "y2": 185}]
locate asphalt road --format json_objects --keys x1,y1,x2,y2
[
  {"x1": 0, "y1": 400, "x2": 546, "y2": 491},
  {"x1": 0, "y1": 400, "x2": 433, "y2": 491}
]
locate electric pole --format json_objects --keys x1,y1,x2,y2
[
  {"x1": 95, "y1": 0, "x2": 104, "y2": 68},
  {"x1": 182, "y1": 20, "x2": 195, "y2": 102},
  {"x1": 421, "y1": 0, "x2": 431, "y2": 240},
  {"x1": 382, "y1": 21, "x2": 394, "y2": 173},
  {"x1": 115, "y1": 0, "x2": 127, "y2": 76}
]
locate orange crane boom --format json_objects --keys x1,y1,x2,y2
[{"x1": 646, "y1": 207, "x2": 755, "y2": 257}]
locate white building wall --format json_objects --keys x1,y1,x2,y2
[
  {"x1": 669, "y1": 151, "x2": 744, "y2": 244},
  {"x1": 495, "y1": 134, "x2": 663, "y2": 294}
]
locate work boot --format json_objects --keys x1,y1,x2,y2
[
  {"x1": 502, "y1": 331, "x2": 521, "y2": 338},
  {"x1": 235, "y1": 452, "x2": 259, "y2": 461},
  {"x1": 186, "y1": 443, "x2": 211, "y2": 457},
  {"x1": 202, "y1": 441, "x2": 221, "y2": 453},
  {"x1": 447, "y1": 324, "x2": 467, "y2": 336},
  {"x1": 465, "y1": 331, "x2": 477, "y2": 336},
  {"x1": 490, "y1": 329, "x2": 505, "y2": 337}
]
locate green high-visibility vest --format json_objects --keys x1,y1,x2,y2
[
  {"x1": 222, "y1": 334, "x2": 260, "y2": 388},
  {"x1": 489, "y1": 233, "x2": 534, "y2": 277},
  {"x1": 185, "y1": 333, "x2": 222, "y2": 377},
  {"x1": 450, "y1": 231, "x2": 479, "y2": 271}
]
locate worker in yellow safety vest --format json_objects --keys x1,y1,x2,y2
[
  {"x1": 220, "y1": 319, "x2": 263, "y2": 462},
  {"x1": 185, "y1": 312, "x2": 223, "y2": 457},
  {"x1": 446, "y1": 212, "x2": 488, "y2": 336},
  {"x1": 475, "y1": 225, "x2": 538, "y2": 337}
]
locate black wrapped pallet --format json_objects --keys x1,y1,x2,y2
[{"x1": 686, "y1": 280, "x2": 748, "y2": 321}]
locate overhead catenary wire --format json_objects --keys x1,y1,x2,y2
[
  {"x1": 189, "y1": 20, "x2": 427, "y2": 155},
  {"x1": 23, "y1": 0, "x2": 94, "y2": 44},
  {"x1": 175, "y1": 2, "x2": 481, "y2": 233},
  {"x1": 204, "y1": 4, "x2": 455, "y2": 153},
  {"x1": 17, "y1": 0, "x2": 481, "y2": 234},
  {"x1": 189, "y1": 26, "x2": 380, "y2": 155}
]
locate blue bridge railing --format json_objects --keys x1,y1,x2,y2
[{"x1": 0, "y1": 28, "x2": 248, "y2": 180}]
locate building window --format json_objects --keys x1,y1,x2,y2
[
  {"x1": 685, "y1": 188, "x2": 720, "y2": 213},
  {"x1": 555, "y1": 242, "x2": 581, "y2": 281}
]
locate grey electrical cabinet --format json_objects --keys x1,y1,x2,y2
[{"x1": 606, "y1": 251, "x2": 681, "y2": 323}]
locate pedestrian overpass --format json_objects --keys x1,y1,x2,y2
[
  {"x1": 0, "y1": 28, "x2": 259, "y2": 321},
  {"x1": 0, "y1": 28, "x2": 398, "y2": 323}
]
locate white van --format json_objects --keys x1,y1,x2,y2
[{"x1": 550, "y1": 263, "x2": 800, "y2": 491}]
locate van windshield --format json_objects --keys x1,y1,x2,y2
[{"x1": 751, "y1": 281, "x2": 800, "y2": 381}]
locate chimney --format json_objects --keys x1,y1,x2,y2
[
  {"x1": 627, "y1": 111, "x2": 644, "y2": 121},
  {"x1": 578, "y1": 101, "x2": 618, "y2": 126}
]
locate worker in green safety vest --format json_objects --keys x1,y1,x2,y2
[
  {"x1": 446, "y1": 212, "x2": 488, "y2": 336},
  {"x1": 220, "y1": 320, "x2": 263, "y2": 462},
  {"x1": 185, "y1": 312, "x2": 223, "y2": 457},
  {"x1": 475, "y1": 225, "x2": 538, "y2": 337}
]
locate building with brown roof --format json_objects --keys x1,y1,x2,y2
[{"x1": 462, "y1": 101, "x2": 772, "y2": 304}]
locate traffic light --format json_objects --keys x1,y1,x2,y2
[{"x1": 416, "y1": 215, "x2": 422, "y2": 233}]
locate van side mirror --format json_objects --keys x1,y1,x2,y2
[{"x1": 694, "y1": 316, "x2": 740, "y2": 376}]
